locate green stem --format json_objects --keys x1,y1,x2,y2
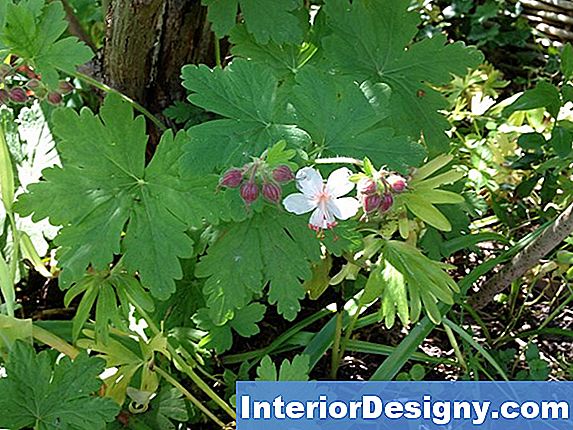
[
  {"x1": 214, "y1": 38, "x2": 222, "y2": 68},
  {"x1": 330, "y1": 310, "x2": 344, "y2": 379},
  {"x1": 130, "y1": 299, "x2": 236, "y2": 420},
  {"x1": 314, "y1": 156, "x2": 363, "y2": 166},
  {"x1": 33, "y1": 324, "x2": 79, "y2": 359},
  {"x1": 442, "y1": 323, "x2": 468, "y2": 372},
  {"x1": 6, "y1": 211, "x2": 20, "y2": 317},
  {"x1": 71, "y1": 71, "x2": 167, "y2": 132},
  {"x1": 154, "y1": 366, "x2": 227, "y2": 429},
  {"x1": 337, "y1": 303, "x2": 363, "y2": 369}
]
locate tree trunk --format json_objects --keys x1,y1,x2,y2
[{"x1": 103, "y1": 0, "x2": 216, "y2": 118}]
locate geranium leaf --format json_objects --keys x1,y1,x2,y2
[
  {"x1": 291, "y1": 67, "x2": 427, "y2": 171},
  {"x1": 181, "y1": 59, "x2": 310, "y2": 174},
  {"x1": 0, "y1": 341, "x2": 119, "y2": 430},
  {"x1": 322, "y1": 0, "x2": 483, "y2": 154},
  {"x1": 202, "y1": 0, "x2": 305, "y2": 44},
  {"x1": 15, "y1": 94, "x2": 224, "y2": 299},
  {"x1": 0, "y1": 0, "x2": 92, "y2": 88},
  {"x1": 195, "y1": 210, "x2": 321, "y2": 325}
]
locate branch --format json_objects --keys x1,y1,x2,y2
[
  {"x1": 60, "y1": 0, "x2": 96, "y2": 51},
  {"x1": 468, "y1": 202, "x2": 573, "y2": 310}
]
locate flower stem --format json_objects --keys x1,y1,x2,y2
[
  {"x1": 314, "y1": 156, "x2": 363, "y2": 166},
  {"x1": 154, "y1": 366, "x2": 227, "y2": 429},
  {"x1": 330, "y1": 309, "x2": 344, "y2": 379},
  {"x1": 71, "y1": 71, "x2": 167, "y2": 132}
]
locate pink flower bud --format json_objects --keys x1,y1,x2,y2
[
  {"x1": 8, "y1": 87, "x2": 28, "y2": 103},
  {"x1": 379, "y1": 193, "x2": 394, "y2": 213},
  {"x1": 26, "y1": 79, "x2": 41, "y2": 90},
  {"x1": 58, "y1": 80, "x2": 74, "y2": 94},
  {"x1": 262, "y1": 182, "x2": 281, "y2": 204},
  {"x1": 240, "y1": 181, "x2": 259, "y2": 204},
  {"x1": 219, "y1": 168, "x2": 243, "y2": 188},
  {"x1": 46, "y1": 92, "x2": 63, "y2": 105},
  {"x1": 0, "y1": 89, "x2": 9, "y2": 105},
  {"x1": 357, "y1": 178, "x2": 377, "y2": 195},
  {"x1": 272, "y1": 165, "x2": 294, "y2": 183},
  {"x1": 363, "y1": 193, "x2": 382, "y2": 213},
  {"x1": 387, "y1": 174, "x2": 407, "y2": 193}
]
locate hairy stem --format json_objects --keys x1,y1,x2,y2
[{"x1": 469, "y1": 202, "x2": 573, "y2": 310}]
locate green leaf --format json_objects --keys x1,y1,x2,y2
[
  {"x1": 548, "y1": 126, "x2": 573, "y2": 158},
  {"x1": 561, "y1": 42, "x2": 573, "y2": 80},
  {"x1": 504, "y1": 81, "x2": 562, "y2": 119},
  {"x1": 265, "y1": 139, "x2": 297, "y2": 169},
  {"x1": 402, "y1": 194, "x2": 452, "y2": 232},
  {"x1": 196, "y1": 210, "x2": 320, "y2": 324},
  {"x1": 380, "y1": 260, "x2": 409, "y2": 328},
  {"x1": 181, "y1": 60, "x2": 310, "y2": 173},
  {"x1": 0, "y1": 315, "x2": 32, "y2": 351},
  {"x1": 0, "y1": 341, "x2": 119, "y2": 430},
  {"x1": 193, "y1": 303, "x2": 266, "y2": 353},
  {"x1": 291, "y1": 68, "x2": 426, "y2": 170},
  {"x1": 202, "y1": 0, "x2": 305, "y2": 44},
  {"x1": 383, "y1": 240, "x2": 458, "y2": 324},
  {"x1": 15, "y1": 94, "x2": 224, "y2": 299},
  {"x1": 0, "y1": 118, "x2": 14, "y2": 210},
  {"x1": 0, "y1": 0, "x2": 92, "y2": 88},
  {"x1": 230, "y1": 25, "x2": 314, "y2": 78},
  {"x1": 322, "y1": 0, "x2": 483, "y2": 153},
  {"x1": 256, "y1": 354, "x2": 310, "y2": 381},
  {"x1": 144, "y1": 388, "x2": 189, "y2": 430}
]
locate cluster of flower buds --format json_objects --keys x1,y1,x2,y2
[
  {"x1": 357, "y1": 172, "x2": 407, "y2": 216},
  {"x1": 0, "y1": 63, "x2": 74, "y2": 106},
  {"x1": 219, "y1": 161, "x2": 295, "y2": 206}
]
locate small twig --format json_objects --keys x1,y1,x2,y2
[{"x1": 469, "y1": 202, "x2": 573, "y2": 310}]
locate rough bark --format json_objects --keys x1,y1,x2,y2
[
  {"x1": 103, "y1": 0, "x2": 216, "y2": 116},
  {"x1": 469, "y1": 202, "x2": 573, "y2": 310}
]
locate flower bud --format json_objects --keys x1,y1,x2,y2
[
  {"x1": 363, "y1": 193, "x2": 382, "y2": 213},
  {"x1": 272, "y1": 165, "x2": 294, "y2": 183},
  {"x1": 0, "y1": 89, "x2": 9, "y2": 105},
  {"x1": 47, "y1": 92, "x2": 63, "y2": 105},
  {"x1": 219, "y1": 168, "x2": 243, "y2": 188},
  {"x1": 8, "y1": 87, "x2": 28, "y2": 103},
  {"x1": 387, "y1": 174, "x2": 407, "y2": 193},
  {"x1": 58, "y1": 80, "x2": 74, "y2": 94},
  {"x1": 26, "y1": 79, "x2": 42, "y2": 90},
  {"x1": 262, "y1": 182, "x2": 281, "y2": 203},
  {"x1": 240, "y1": 181, "x2": 259, "y2": 204},
  {"x1": 0, "y1": 64, "x2": 11, "y2": 80},
  {"x1": 357, "y1": 177, "x2": 377, "y2": 195},
  {"x1": 379, "y1": 193, "x2": 394, "y2": 213}
]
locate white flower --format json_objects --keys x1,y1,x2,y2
[{"x1": 283, "y1": 167, "x2": 360, "y2": 230}]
